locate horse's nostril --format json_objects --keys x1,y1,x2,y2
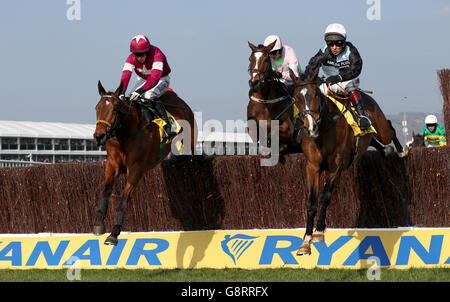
[{"x1": 94, "y1": 133, "x2": 105, "y2": 145}]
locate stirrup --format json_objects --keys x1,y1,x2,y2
[
  {"x1": 163, "y1": 125, "x2": 177, "y2": 140},
  {"x1": 358, "y1": 116, "x2": 372, "y2": 130}
]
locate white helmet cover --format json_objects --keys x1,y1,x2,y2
[
  {"x1": 264, "y1": 35, "x2": 283, "y2": 51},
  {"x1": 324, "y1": 23, "x2": 347, "y2": 41},
  {"x1": 425, "y1": 114, "x2": 438, "y2": 124}
]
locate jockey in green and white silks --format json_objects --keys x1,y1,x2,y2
[
  {"x1": 420, "y1": 115, "x2": 447, "y2": 147},
  {"x1": 263, "y1": 35, "x2": 302, "y2": 88}
]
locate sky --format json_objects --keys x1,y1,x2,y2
[{"x1": 0, "y1": 0, "x2": 449, "y2": 127}]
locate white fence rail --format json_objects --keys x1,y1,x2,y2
[{"x1": 0, "y1": 160, "x2": 50, "y2": 167}]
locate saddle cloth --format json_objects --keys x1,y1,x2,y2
[
  {"x1": 140, "y1": 103, "x2": 183, "y2": 154},
  {"x1": 326, "y1": 95, "x2": 377, "y2": 136}
]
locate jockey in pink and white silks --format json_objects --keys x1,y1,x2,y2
[
  {"x1": 120, "y1": 34, "x2": 175, "y2": 139},
  {"x1": 263, "y1": 35, "x2": 302, "y2": 90}
]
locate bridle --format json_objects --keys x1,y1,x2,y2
[
  {"x1": 96, "y1": 95, "x2": 131, "y2": 141},
  {"x1": 248, "y1": 48, "x2": 292, "y2": 112},
  {"x1": 248, "y1": 49, "x2": 275, "y2": 91},
  {"x1": 294, "y1": 80, "x2": 326, "y2": 126}
]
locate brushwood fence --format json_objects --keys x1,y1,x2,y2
[
  {"x1": 438, "y1": 69, "x2": 449, "y2": 135},
  {"x1": 0, "y1": 147, "x2": 448, "y2": 234}
]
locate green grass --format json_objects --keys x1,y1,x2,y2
[{"x1": 0, "y1": 268, "x2": 448, "y2": 282}]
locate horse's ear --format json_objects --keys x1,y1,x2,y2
[
  {"x1": 309, "y1": 66, "x2": 320, "y2": 80},
  {"x1": 114, "y1": 81, "x2": 123, "y2": 96},
  {"x1": 265, "y1": 40, "x2": 277, "y2": 52},
  {"x1": 248, "y1": 41, "x2": 257, "y2": 52},
  {"x1": 412, "y1": 131, "x2": 415, "y2": 137},
  {"x1": 98, "y1": 80, "x2": 106, "y2": 96}
]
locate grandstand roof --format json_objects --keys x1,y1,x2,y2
[
  {"x1": 0, "y1": 120, "x2": 253, "y2": 142},
  {"x1": 0, "y1": 120, "x2": 95, "y2": 139}
]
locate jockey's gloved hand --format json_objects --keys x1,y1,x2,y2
[
  {"x1": 130, "y1": 88, "x2": 145, "y2": 101},
  {"x1": 118, "y1": 94, "x2": 125, "y2": 101},
  {"x1": 325, "y1": 75, "x2": 342, "y2": 86}
]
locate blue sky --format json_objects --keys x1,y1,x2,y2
[{"x1": 0, "y1": 0, "x2": 449, "y2": 125}]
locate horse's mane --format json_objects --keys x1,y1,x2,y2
[{"x1": 101, "y1": 92, "x2": 140, "y2": 111}]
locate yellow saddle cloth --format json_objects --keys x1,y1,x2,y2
[
  {"x1": 152, "y1": 111, "x2": 184, "y2": 153},
  {"x1": 326, "y1": 95, "x2": 377, "y2": 136}
]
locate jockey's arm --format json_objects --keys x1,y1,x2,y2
[
  {"x1": 120, "y1": 59, "x2": 135, "y2": 93},
  {"x1": 138, "y1": 63, "x2": 163, "y2": 93},
  {"x1": 339, "y1": 45, "x2": 363, "y2": 81},
  {"x1": 304, "y1": 49, "x2": 325, "y2": 78},
  {"x1": 438, "y1": 125, "x2": 447, "y2": 146},
  {"x1": 283, "y1": 47, "x2": 301, "y2": 79}
]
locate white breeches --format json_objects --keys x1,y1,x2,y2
[
  {"x1": 135, "y1": 75, "x2": 170, "y2": 100},
  {"x1": 319, "y1": 77, "x2": 360, "y2": 95}
]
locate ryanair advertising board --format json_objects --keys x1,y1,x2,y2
[{"x1": 0, "y1": 228, "x2": 449, "y2": 270}]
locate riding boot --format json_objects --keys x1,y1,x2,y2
[
  {"x1": 153, "y1": 100, "x2": 177, "y2": 140},
  {"x1": 349, "y1": 90, "x2": 371, "y2": 130},
  {"x1": 141, "y1": 102, "x2": 154, "y2": 125}
]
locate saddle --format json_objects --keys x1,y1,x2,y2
[
  {"x1": 325, "y1": 94, "x2": 376, "y2": 136},
  {"x1": 139, "y1": 101, "x2": 181, "y2": 143}
]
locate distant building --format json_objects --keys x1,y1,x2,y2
[
  {"x1": 0, "y1": 120, "x2": 258, "y2": 167},
  {"x1": 0, "y1": 120, "x2": 106, "y2": 166}
]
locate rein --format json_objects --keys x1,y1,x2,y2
[
  {"x1": 250, "y1": 95, "x2": 288, "y2": 104},
  {"x1": 248, "y1": 48, "x2": 295, "y2": 120},
  {"x1": 294, "y1": 80, "x2": 325, "y2": 125},
  {"x1": 96, "y1": 95, "x2": 151, "y2": 143}
]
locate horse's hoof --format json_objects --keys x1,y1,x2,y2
[
  {"x1": 93, "y1": 225, "x2": 105, "y2": 235},
  {"x1": 104, "y1": 236, "x2": 118, "y2": 246},
  {"x1": 297, "y1": 245, "x2": 311, "y2": 256},
  {"x1": 312, "y1": 231, "x2": 325, "y2": 242}
]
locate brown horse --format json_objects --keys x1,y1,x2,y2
[
  {"x1": 93, "y1": 81, "x2": 197, "y2": 245},
  {"x1": 410, "y1": 132, "x2": 425, "y2": 148},
  {"x1": 247, "y1": 41, "x2": 302, "y2": 153},
  {"x1": 289, "y1": 68, "x2": 408, "y2": 255}
]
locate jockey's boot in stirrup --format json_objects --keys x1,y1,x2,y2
[
  {"x1": 350, "y1": 90, "x2": 371, "y2": 130},
  {"x1": 154, "y1": 100, "x2": 176, "y2": 140}
]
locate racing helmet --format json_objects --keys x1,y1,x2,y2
[
  {"x1": 324, "y1": 23, "x2": 347, "y2": 41},
  {"x1": 424, "y1": 114, "x2": 438, "y2": 125},
  {"x1": 264, "y1": 35, "x2": 283, "y2": 51},
  {"x1": 130, "y1": 34, "x2": 151, "y2": 53}
]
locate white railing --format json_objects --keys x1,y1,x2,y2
[{"x1": 0, "y1": 160, "x2": 51, "y2": 167}]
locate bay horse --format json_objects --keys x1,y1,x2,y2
[
  {"x1": 289, "y1": 68, "x2": 408, "y2": 255},
  {"x1": 93, "y1": 81, "x2": 197, "y2": 245},
  {"x1": 410, "y1": 132, "x2": 425, "y2": 148},
  {"x1": 247, "y1": 41, "x2": 302, "y2": 153}
]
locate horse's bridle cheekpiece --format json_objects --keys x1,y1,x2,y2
[
  {"x1": 295, "y1": 80, "x2": 325, "y2": 126},
  {"x1": 96, "y1": 95, "x2": 124, "y2": 140}
]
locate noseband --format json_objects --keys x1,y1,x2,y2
[
  {"x1": 96, "y1": 95, "x2": 128, "y2": 140},
  {"x1": 295, "y1": 81, "x2": 325, "y2": 126},
  {"x1": 248, "y1": 49, "x2": 274, "y2": 91}
]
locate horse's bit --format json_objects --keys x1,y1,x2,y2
[
  {"x1": 295, "y1": 82, "x2": 324, "y2": 124},
  {"x1": 96, "y1": 95, "x2": 131, "y2": 140}
]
